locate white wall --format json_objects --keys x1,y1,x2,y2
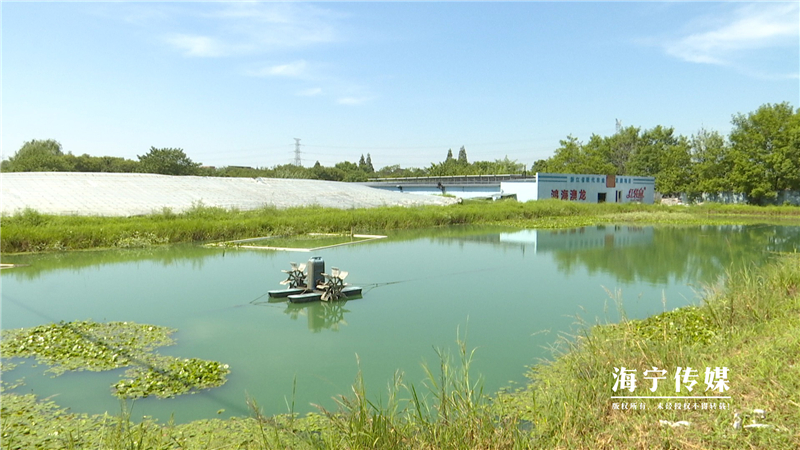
[
  {"x1": 500, "y1": 180, "x2": 539, "y2": 202},
  {"x1": 501, "y1": 173, "x2": 655, "y2": 204}
]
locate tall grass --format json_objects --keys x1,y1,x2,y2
[
  {"x1": 4, "y1": 200, "x2": 796, "y2": 254},
  {"x1": 302, "y1": 330, "x2": 526, "y2": 449},
  {"x1": 499, "y1": 253, "x2": 800, "y2": 449}
]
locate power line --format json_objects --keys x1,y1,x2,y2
[{"x1": 298, "y1": 129, "x2": 602, "y2": 152}]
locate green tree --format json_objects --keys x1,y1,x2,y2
[
  {"x1": 580, "y1": 134, "x2": 623, "y2": 175},
  {"x1": 494, "y1": 156, "x2": 524, "y2": 174},
  {"x1": 688, "y1": 128, "x2": 732, "y2": 197},
  {"x1": 445, "y1": 148, "x2": 454, "y2": 162},
  {"x1": 656, "y1": 137, "x2": 693, "y2": 196},
  {"x1": 311, "y1": 164, "x2": 346, "y2": 181},
  {"x1": 471, "y1": 157, "x2": 524, "y2": 174},
  {"x1": 65, "y1": 153, "x2": 102, "y2": 172},
  {"x1": 531, "y1": 159, "x2": 550, "y2": 173},
  {"x1": 457, "y1": 146, "x2": 468, "y2": 165},
  {"x1": 377, "y1": 164, "x2": 402, "y2": 177},
  {"x1": 546, "y1": 135, "x2": 614, "y2": 175},
  {"x1": 2, "y1": 139, "x2": 73, "y2": 172},
  {"x1": 729, "y1": 102, "x2": 800, "y2": 204},
  {"x1": 65, "y1": 154, "x2": 140, "y2": 173},
  {"x1": 343, "y1": 171, "x2": 368, "y2": 182},
  {"x1": 545, "y1": 136, "x2": 583, "y2": 173},
  {"x1": 365, "y1": 153, "x2": 375, "y2": 173},
  {"x1": 628, "y1": 126, "x2": 692, "y2": 195},
  {"x1": 428, "y1": 158, "x2": 468, "y2": 176},
  {"x1": 214, "y1": 166, "x2": 272, "y2": 178},
  {"x1": 604, "y1": 126, "x2": 640, "y2": 175},
  {"x1": 335, "y1": 161, "x2": 360, "y2": 172},
  {"x1": 137, "y1": 147, "x2": 201, "y2": 175},
  {"x1": 375, "y1": 164, "x2": 425, "y2": 178},
  {"x1": 333, "y1": 160, "x2": 368, "y2": 181},
  {"x1": 270, "y1": 163, "x2": 316, "y2": 179}
]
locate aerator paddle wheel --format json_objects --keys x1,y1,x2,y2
[
  {"x1": 318, "y1": 267, "x2": 349, "y2": 301},
  {"x1": 280, "y1": 262, "x2": 307, "y2": 289},
  {"x1": 268, "y1": 257, "x2": 362, "y2": 303}
]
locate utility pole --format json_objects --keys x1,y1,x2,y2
[{"x1": 293, "y1": 138, "x2": 302, "y2": 166}]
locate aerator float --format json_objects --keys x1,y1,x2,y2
[{"x1": 267, "y1": 256, "x2": 362, "y2": 303}]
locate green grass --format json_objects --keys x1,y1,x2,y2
[
  {"x1": 2, "y1": 200, "x2": 799, "y2": 254},
  {"x1": 497, "y1": 253, "x2": 800, "y2": 449},
  {"x1": 3, "y1": 254, "x2": 799, "y2": 448}
]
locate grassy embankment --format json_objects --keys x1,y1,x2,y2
[
  {"x1": 497, "y1": 252, "x2": 800, "y2": 449},
  {"x1": 2, "y1": 200, "x2": 800, "y2": 254},
  {"x1": 2, "y1": 253, "x2": 798, "y2": 449}
]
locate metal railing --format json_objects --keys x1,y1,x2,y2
[{"x1": 366, "y1": 174, "x2": 534, "y2": 185}]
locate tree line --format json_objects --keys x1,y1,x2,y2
[
  {"x1": 2, "y1": 102, "x2": 798, "y2": 204},
  {"x1": 532, "y1": 102, "x2": 799, "y2": 204},
  {"x1": 0, "y1": 142, "x2": 527, "y2": 183}
]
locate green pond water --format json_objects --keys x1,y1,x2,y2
[{"x1": 2, "y1": 224, "x2": 798, "y2": 423}]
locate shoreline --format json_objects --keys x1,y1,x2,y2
[{"x1": 3, "y1": 200, "x2": 799, "y2": 255}]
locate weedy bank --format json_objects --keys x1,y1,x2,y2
[
  {"x1": 497, "y1": 252, "x2": 800, "y2": 449},
  {"x1": 2, "y1": 200, "x2": 799, "y2": 254}
]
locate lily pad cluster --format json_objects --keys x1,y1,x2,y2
[
  {"x1": 626, "y1": 306, "x2": 718, "y2": 345},
  {"x1": 1, "y1": 321, "x2": 173, "y2": 374},
  {"x1": 1, "y1": 320, "x2": 229, "y2": 398},
  {"x1": 113, "y1": 357, "x2": 230, "y2": 399}
]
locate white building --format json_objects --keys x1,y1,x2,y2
[{"x1": 501, "y1": 173, "x2": 655, "y2": 204}]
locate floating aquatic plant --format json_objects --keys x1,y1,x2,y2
[
  {"x1": 1, "y1": 320, "x2": 174, "y2": 374},
  {"x1": 1, "y1": 320, "x2": 230, "y2": 398},
  {"x1": 626, "y1": 306, "x2": 718, "y2": 345},
  {"x1": 113, "y1": 356, "x2": 230, "y2": 399}
]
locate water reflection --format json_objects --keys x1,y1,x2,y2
[
  {"x1": 4, "y1": 225, "x2": 798, "y2": 286},
  {"x1": 0, "y1": 245, "x2": 221, "y2": 281},
  {"x1": 498, "y1": 225, "x2": 653, "y2": 251},
  {"x1": 282, "y1": 301, "x2": 352, "y2": 332},
  {"x1": 456, "y1": 225, "x2": 800, "y2": 284}
]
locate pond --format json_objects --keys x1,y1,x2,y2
[{"x1": 2, "y1": 224, "x2": 798, "y2": 423}]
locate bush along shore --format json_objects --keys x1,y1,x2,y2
[
  {"x1": 2, "y1": 252, "x2": 798, "y2": 448},
  {"x1": 2, "y1": 200, "x2": 800, "y2": 254}
]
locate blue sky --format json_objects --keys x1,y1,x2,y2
[{"x1": 3, "y1": 1, "x2": 798, "y2": 169}]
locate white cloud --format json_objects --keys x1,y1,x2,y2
[
  {"x1": 247, "y1": 60, "x2": 309, "y2": 78},
  {"x1": 664, "y1": 3, "x2": 799, "y2": 67},
  {"x1": 298, "y1": 87, "x2": 323, "y2": 97},
  {"x1": 146, "y1": 3, "x2": 376, "y2": 101},
  {"x1": 167, "y1": 34, "x2": 229, "y2": 58},
  {"x1": 337, "y1": 96, "x2": 373, "y2": 106},
  {"x1": 161, "y1": 3, "x2": 343, "y2": 58}
]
